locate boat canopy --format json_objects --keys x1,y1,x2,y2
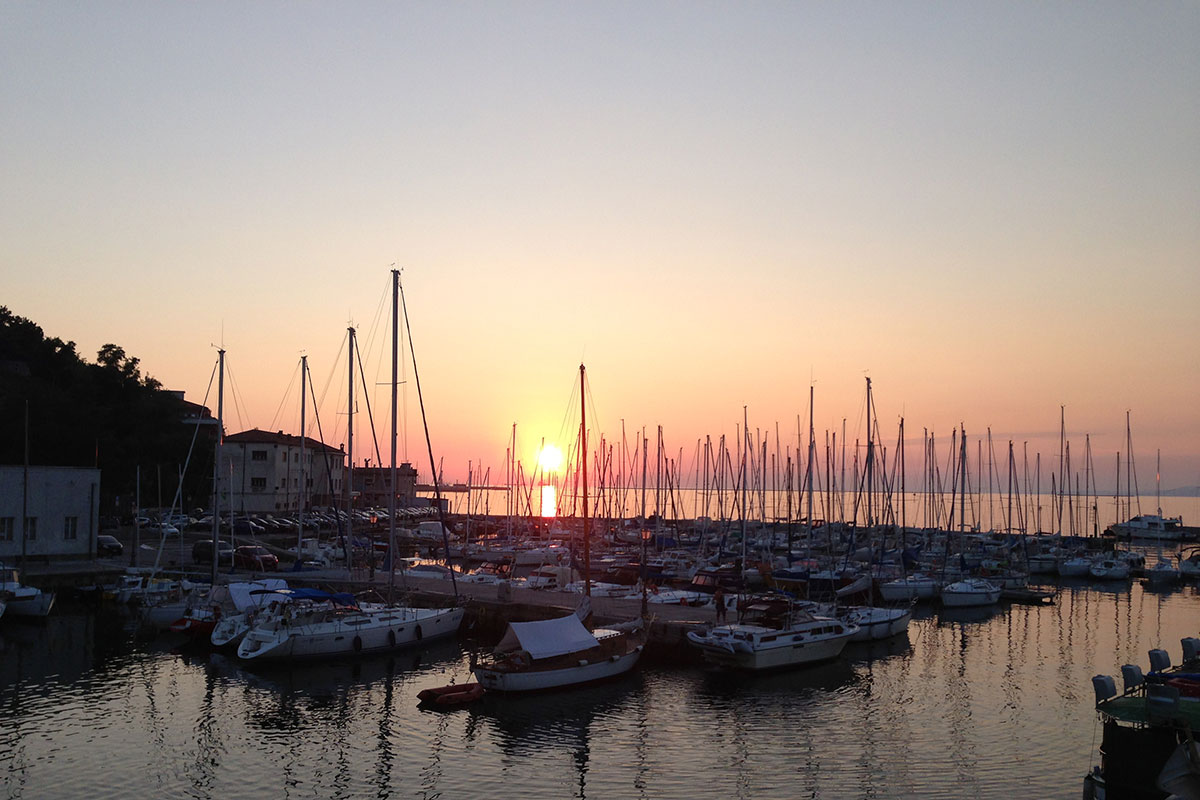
[
  {"x1": 495, "y1": 614, "x2": 599, "y2": 660},
  {"x1": 227, "y1": 579, "x2": 289, "y2": 612},
  {"x1": 248, "y1": 587, "x2": 357, "y2": 607}
]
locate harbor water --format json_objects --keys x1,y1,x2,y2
[{"x1": 2, "y1": 576, "x2": 1199, "y2": 799}]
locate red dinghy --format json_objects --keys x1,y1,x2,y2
[{"x1": 417, "y1": 682, "x2": 484, "y2": 707}]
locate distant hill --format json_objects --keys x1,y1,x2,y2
[
  {"x1": 1162, "y1": 486, "x2": 1200, "y2": 498},
  {"x1": 0, "y1": 306, "x2": 215, "y2": 514}
]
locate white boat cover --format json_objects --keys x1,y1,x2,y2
[
  {"x1": 228, "y1": 580, "x2": 289, "y2": 612},
  {"x1": 496, "y1": 614, "x2": 599, "y2": 660}
]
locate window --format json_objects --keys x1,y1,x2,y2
[
  {"x1": 0, "y1": 517, "x2": 12, "y2": 541},
  {"x1": 64, "y1": 516, "x2": 78, "y2": 540},
  {"x1": 251, "y1": 450, "x2": 267, "y2": 461},
  {"x1": 24, "y1": 517, "x2": 37, "y2": 540},
  {"x1": 251, "y1": 477, "x2": 266, "y2": 491}
]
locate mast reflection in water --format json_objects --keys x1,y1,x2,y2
[{"x1": 2, "y1": 579, "x2": 1199, "y2": 799}]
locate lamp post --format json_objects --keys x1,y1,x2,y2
[{"x1": 640, "y1": 527, "x2": 652, "y2": 617}]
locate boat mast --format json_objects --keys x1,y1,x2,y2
[
  {"x1": 346, "y1": 326, "x2": 355, "y2": 569},
  {"x1": 398, "y1": 276, "x2": 459, "y2": 600},
  {"x1": 580, "y1": 363, "x2": 590, "y2": 598},
  {"x1": 298, "y1": 354, "x2": 307, "y2": 562},
  {"x1": 388, "y1": 269, "x2": 399, "y2": 601},
  {"x1": 210, "y1": 348, "x2": 224, "y2": 586}
]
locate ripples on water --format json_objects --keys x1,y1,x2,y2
[{"x1": 2, "y1": 580, "x2": 1199, "y2": 800}]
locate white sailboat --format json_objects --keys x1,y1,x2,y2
[
  {"x1": 472, "y1": 607, "x2": 645, "y2": 692},
  {"x1": 686, "y1": 596, "x2": 857, "y2": 670},
  {"x1": 238, "y1": 596, "x2": 464, "y2": 661},
  {"x1": 939, "y1": 426, "x2": 1000, "y2": 608}
]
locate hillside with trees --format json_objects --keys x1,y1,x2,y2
[{"x1": 0, "y1": 307, "x2": 215, "y2": 516}]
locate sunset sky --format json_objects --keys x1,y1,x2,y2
[{"x1": 3, "y1": 3, "x2": 1198, "y2": 492}]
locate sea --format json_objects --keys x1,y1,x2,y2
[{"x1": 2, "y1": 563, "x2": 1199, "y2": 799}]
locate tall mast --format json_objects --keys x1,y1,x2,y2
[
  {"x1": 298, "y1": 354, "x2": 307, "y2": 560},
  {"x1": 806, "y1": 386, "x2": 815, "y2": 544},
  {"x1": 388, "y1": 270, "x2": 399, "y2": 600},
  {"x1": 346, "y1": 326, "x2": 355, "y2": 567},
  {"x1": 580, "y1": 363, "x2": 590, "y2": 597},
  {"x1": 210, "y1": 348, "x2": 225, "y2": 585}
]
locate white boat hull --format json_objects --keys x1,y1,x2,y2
[
  {"x1": 940, "y1": 580, "x2": 1001, "y2": 607},
  {"x1": 473, "y1": 647, "x2": 643, "y2": 692},
  {"x1": 844, "y1": 606, "x2": 912, "y2": 641},
  {"x1": 686, "y1": 621, "x2": 855, "y2": 671},
  {"x1": 878, "y1": 578, "x2": 938, "y2": 602},
  {"x1": 239, "y1": 606, "x2": 463, "y2": 661}
]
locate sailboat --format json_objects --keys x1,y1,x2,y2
[
  {"x1": 240, "y1": 269, "x2": 464, "y2": 661},
  {"x1": 831, "y1": 379, "x2": 913, "y2": 639},
  {"x1": 472, "y1": 365, "x2": 646, "y2": 692},
  {"x1": 940, "y1": 426, "x2": 1001, "y2": 608}
]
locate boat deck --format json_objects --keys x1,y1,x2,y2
[{"x1": 1098, "y1": 695, "x2": 1200, "y2": 728}]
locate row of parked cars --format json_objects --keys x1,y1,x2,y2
[{"x1": 191, "y1": 540, "x2": 279, "y2": 571}]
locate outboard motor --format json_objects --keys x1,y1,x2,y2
[
  {"x1": 1181, "y1": 637, "x2": 1200, "y2": 664},
  {"x1": 1092, "y1": 674, "x2": 1117, "y2": 704},
  {"x1": 1149, "y1": 648, "x2": 1171, "y2": 673},
  {"x1": 1121, "y1": 664, "x2": 1145, "y2": 693}
]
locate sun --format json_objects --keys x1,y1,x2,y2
[{"x1": 538, "y1": 443, "x2": 564, "y2": 473}]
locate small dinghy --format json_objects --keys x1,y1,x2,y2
[{"x1": 417, "y1": 682, "x2": 485, "y2": 707}]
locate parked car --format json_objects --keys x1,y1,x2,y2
[
  {"x1": 234, "y1": 545, "x2": 278, "y2": 572},
  {"x1": 97, "y1": 534, "x2": 124, "y2": 557},
  {"x1": 192, "y1": 539, "x2": 234, "y2": 564}
]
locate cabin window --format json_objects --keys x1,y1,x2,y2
[
  {"x1": 63, "y1": 516, "x2": 78, "y2": 540},
  {"x1": 0, "y1": 517, "x2": 12, "y2": 541},
  {"x1": 251, "y1": 478, "x2": 266, "y2": 491},
  {"x1": 23, "y1": 517, "x2": 37, "y2": 540},
  {"x1": 251, "y1": 450, "x2": 267, "y2": 462}
]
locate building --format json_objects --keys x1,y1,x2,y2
[
  {"x1": 222, "y1": 429, "x2": 345, "y2": 516},
  {"x1": 0, "y1": 465, "x2": 101, "y2": 561},
  {"x1": 351, "y1": 463, "x2": 419, "y2": 509}
]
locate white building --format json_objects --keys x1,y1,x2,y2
[
  {"x1": 0, "y1": 465, "x2": 101, "y2": 561},
  {"x1": 221, "y1": 429, "x2": 345, "y2": 516}
]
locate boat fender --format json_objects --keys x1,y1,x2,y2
[
  {"x1": 388, "y1": 630, "x2": 396, "y2": 647},
  {"x1": 353, "y1": 635, "x2": 362, "y2": 652},
  {"x1": 415, "y1": 625, "x2": 423, "y2": 641}
]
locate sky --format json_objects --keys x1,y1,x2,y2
[{"x1": 2, "y1": 2, "x2": 1198, "y2": 492}]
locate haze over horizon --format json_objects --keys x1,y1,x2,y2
[{"x1": 3, "y1": 3, "x2": 1197, "y2": 489}]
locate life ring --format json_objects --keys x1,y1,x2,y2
[
  {"x1": 415, "y1": 625, "x2": 423, "y2": 641},
  {"x1": 353, "y1": 635, "x2": 363, "y2": 652},
  {"x1": 388, "y1": 630, "x2": 396, "y2": 647}
]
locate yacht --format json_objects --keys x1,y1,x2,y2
[{"x1": 685, "y1": 598, "x2": 857, "y2": 671}]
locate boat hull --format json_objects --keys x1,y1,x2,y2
[
  {"x1": 473, "y1": 647, "x2": 642, "y2": 692},
  {"x1": 5, "y1": 590, "x2": 55, "y2": 617},
  {"x1": 239, "y1": 607, "x2": 463, "y2": 661}
]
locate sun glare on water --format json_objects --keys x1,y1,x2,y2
[{"x1": 541, "y1": 485, "x2": 557, "y2": 518}]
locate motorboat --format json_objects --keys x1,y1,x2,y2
[
  {"x1": 940, "y1": 578, "x2": 1001, "y2": 608},
  {"x1": 238, "y1": 592, "x2": 464, "y2": 661},
  {"x1": 0, "y1": 565, "x2": 55, "y2": 617},
  {"x1": 472, "y1": 611, "x2": 645, "y2": 692},
  {"x1": 1109, "y1": 514, "x2": 1191, "y2": 542},
  {"x1": 685, "y1": 597, "x2": 857, "y2": 671}
]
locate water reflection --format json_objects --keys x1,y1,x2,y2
[{"x1": 2, "y1": 581, "x2": 1199, "y2": 800}]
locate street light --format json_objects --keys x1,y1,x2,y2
[{"x1": 640, "y1": 527, "x2": 653, "y2": 617}]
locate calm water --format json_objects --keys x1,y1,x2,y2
[{"x1": 2, "y1": 578, "x2": 1199, "y2": 799}]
